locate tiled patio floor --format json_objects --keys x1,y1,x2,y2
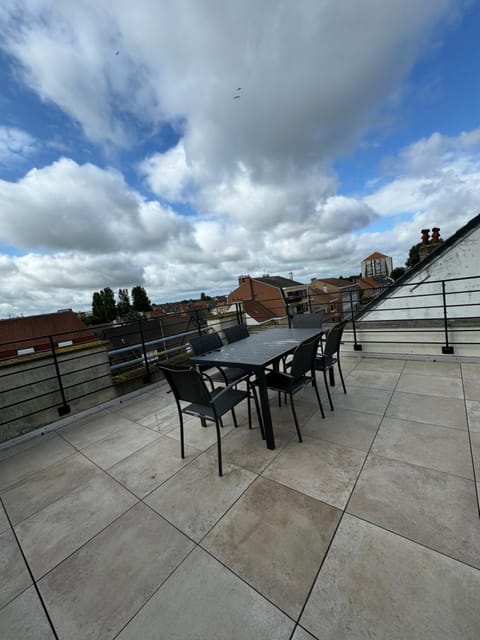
[{"x1": 1, "y1": 355, "x2": 480, "y2": 639}]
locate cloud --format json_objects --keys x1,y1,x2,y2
[
  {"x1": 0, "y1": 157, "x2": 191, "y2": 252},
  {"x1": 0, "y1": 126, "x2": 37, "y2": 164},
  {"x1": 139, "y1": 143, "x2": 192, "y2": 201},
  {"x1": 0, "y1": 1, "x2": 475, "y2": 317}
]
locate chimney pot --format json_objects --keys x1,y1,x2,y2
[{"x1": 421, "y1": 229, "x2": 430, "y2": 245}]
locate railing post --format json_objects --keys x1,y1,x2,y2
[
  {"x1": 350, "y1": 291, "x2": 362, "y2": 351},
  {"x1": 441, "y1": 280, "x2": 454, "y2": 354},
  {"x1": 139, "y1": 318, "x2": 151, "y2": 382},
  {"x1": 49, "y1": 335, "x2": 71, "y2": 416},
  {"x1": 287, "y1": 300, "x2": 292, "y2": 328},
  {"x1": 194, "y1": 309, "x2": 202, "y2": 335}
]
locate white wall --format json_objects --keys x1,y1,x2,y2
[{"x1": 361, "y1": 225, "x2": 480, "y2": 321}]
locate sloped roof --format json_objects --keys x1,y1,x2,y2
[
  {"x1": 363, "y1": 251, "x2": 389, "y2": 261},
  {"x1": 311, "y1": 278, "x2": 354, "y2": 289},
  {"x1": 255, "y1": 275, "x2": 305, "y2": 289},
  {"x1": 0, "y1": 311, "x2": 94, "y2": 355},
  {"x1": 356, "y1": 212, "x2": 480, "y2": 317},
  {"x1": 243, "y1": 300, "x2": 277, "y2": 322}
]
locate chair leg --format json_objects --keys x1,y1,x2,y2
[
  {"x1": 215, "y1": 419, "x2": 223, "y2": 477},
  {"x1": 179, "y1": 413, "x2": 185, "y2": 459},
  {"x1": 313, "y1": 379, "x2": 325, "y2": 419},
  {"x1": 323, "y1": 369, "x2": 334, "y2": 411},
  {"x1": 231, "y1": 408, "x2": 239, "y2": 428},
  {"x1": 289, "y1": 395, "x2": 302, "y2": 443},
  {"x1": 337, "y1": 358, "x2": 347, "y2": 394},
  {"x1": 247, "y1": 391, "x2": 252, "y2": 429}
]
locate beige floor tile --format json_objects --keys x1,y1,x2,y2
[
  {"x1": 263, "y1": 436, "x2": 366, "y2": 509},
  {"x1": 396, "y1": 372, "x2": 464, "y2": 399},
  {"x1": 345, "y1": 369, "x2": 400, "y2": 390},
  {"x1": 145, "y1": 451, "x2": 256, "y2": 541},
  {"x1": 0, "y1": 431, "x2": 57, "y2": 462},
  {"x1": 404, "y1": 360, "x2": 462, "y2": 378},
  {"x1": 291, "y1": 627, "x2": 318, "y2": 640},
  {"x1": 348, "y1": 454, "x2": 480, "y2": 568},
  {"x1": 79, "y1": 423, "x2": 160, "y2": 468},
  {"x1": 16, "y1": 473, "x2": 137, "y2": 578},
  {"x1": 219, "y1": 423, "x2": 290, "y2": 473},
  {"x1": 0, "y1": 434, "x2": 75, "y2": 493},
  {"x1": 110, "y1": 388, "x2": 172, "y2": 422},
  {"x1": 166, "y1": 418, "x2": 235, "y2": 451},
  {"x1": 134, "y1": 403, "x2": 182, "y2": 432},
  {"x1": 302, "y1": 408, "x2": 381, "y2": 452},
  {"x1": 387, "y1": 391, "x2": 467, "y2": 429},
  {"x1": 39, "y1": 502, "x2": 193, "y2": 640},
  {"x1": 0, "y1": 528, "x2": 32, "y2": 609},
  {"x1": 116, "y1": 547, "x2": 294, "y2": 640},
  {"x1": 330, "y1": 385, "x2": 392, "y2": 415},
  {"x1": 203, "y1": 477, "x2": 340, "y2": 618},
  {"x1": 372, "y1": 417, "x2": 473, "y2": 478},
  {"x1": 471, "y1": 432, "x2": 480, "y2": 478},
  {"x1": 0, "y1": 587, "x2": 55, "y2": 640},
  {"x1": 1, "y1": 452, "x2": 103, "y2": 525},
  {"x1": 0, "y1": 501, "x2": 9, "y2": 533},
  {"x1": 107, "y1": 435, "x2": 201, "y2": 498},
  {"x1": 466, "y1": 400, "x2": 480, "y2": 432},
  {"x1": 353, "y1": 358, "x2": 406, "y2": 372},
  {"x1": 60, "y1": 411, "x2": 151, "y2": 449},
  {"x1": 300, "y1": 514, "x2": 480, "y2": 640},
  {"x1": 462, "y1": 364, "x2": 480, "y2": 401}
]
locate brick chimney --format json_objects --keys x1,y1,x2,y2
[{"x1": 419, "y1": 227, "x2": 443, "y2": 261}]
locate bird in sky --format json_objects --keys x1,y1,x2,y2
[
  {"x1": 237, "y1": 87, "x2": 241, "y2": 91},
  {"x1": 116, "y1": 51, "x2": 119, "y2": 55},
  {"x1": 233, "y1": 95, "x2": 240, "y2": 99}
]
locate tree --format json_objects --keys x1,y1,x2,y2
[
  {"x1": 117, "y1": 288, "x2": 131, "y2": 317},
  {"x1": 390, "y1": 267, "x2": 406, "y2": 281},
  {"x1": 405, "y1": 243, "x2": 421, "y2": 269},
  {"x1": 91, "y1": 287, "x2": 116, "y2": 323},
  {"x1": 131, "y1": 285, "x2": 152, "y2": 312}
]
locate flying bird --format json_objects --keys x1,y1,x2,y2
[
  {"x1": 237, "y1": 87, "x2": 241, "y2": 91},
  {"x1": 115, "y1": 51, "x2": 119, "y2": 55},
  {"x1": 233, "y1": 95, "x2": 240, "y2": 99}
]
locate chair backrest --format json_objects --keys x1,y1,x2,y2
[
  {"x1": 292, "y1": 312, "x2": 323, "y2": 329},
  {"x1": 290, "y1": 336, "x2": 321, "y2": 378},
  {"x1": 323, "y1": 321, "x2": 348, "y2": 358},
  {"x1": 223, "y1": 323, "x2": 249, "y2": 343},
  {"x1": 157, "y1": 364, "x2": 211, "y2": 406},
  {"x1": 189, "y1": 332, "x2": 223, "y2": 355}
]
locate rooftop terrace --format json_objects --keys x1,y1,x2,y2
[{"x1": 1, "y1": 352, "x2": 480, "y2": 639}]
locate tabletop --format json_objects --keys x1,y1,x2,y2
[{"x1": 190, "y1": 327, "x2": 323, "y2": 369}]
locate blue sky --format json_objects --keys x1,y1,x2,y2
[{"x1": 0, "y1": 0, "x2": 480, "y2": 317}]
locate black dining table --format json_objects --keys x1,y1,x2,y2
[{"x1": 190, "y1": 327, "x2": 323, "y2": 450}]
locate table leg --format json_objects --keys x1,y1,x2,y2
[
  {"x1": 255, "y1": 368, "x2": 275, "y2": 450},
  {"x1": 329, "y1": 368, "x2": 335, "y2": 387}
]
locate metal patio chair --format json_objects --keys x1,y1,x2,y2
[
  {"x1": 157, "y1": 364, "x2": 258, "y2": 476},
  {"x1": 314, "y1": 320, "x2": 348, "y2": 410},
  {"x1": 263, "y1": 335, "x2": 325, "y2": 442},
  {"x1": 223, "y1": 323, "x2": 249, "y2": 343},
  {"x1": 189, "y1": 331, "x2": 263, "y2": 437}
]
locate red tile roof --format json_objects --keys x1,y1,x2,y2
[
  {"x1": 0, "y1": 312, "x2": 95, "y2": 359},
  {"x1": 363, "y1": 251, "x2": 389, "y2": 261}
]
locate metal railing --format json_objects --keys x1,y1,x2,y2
[{"x1": 1, "y1": 274, "x2": 479, "y2": 443}]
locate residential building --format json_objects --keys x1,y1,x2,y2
[
  {"x1": 0, "y1": 311, "x2": 95, "y2": 360},
  {"x1": 227, "y1": 274, "x2": 308, "y2": 324},
  {"x1": 308, "y1": 278, "x2": 360, "y2": 321},
  {"x1": 359, "y1": 214, "x2": 480, "y2": 322},
  {"x1": 361, "y1": 251, "x2": 393, "y2": 279}
]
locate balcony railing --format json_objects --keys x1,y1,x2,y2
[{"x1": 1, "y1": 274, "x2": 479, "y2": 445}]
